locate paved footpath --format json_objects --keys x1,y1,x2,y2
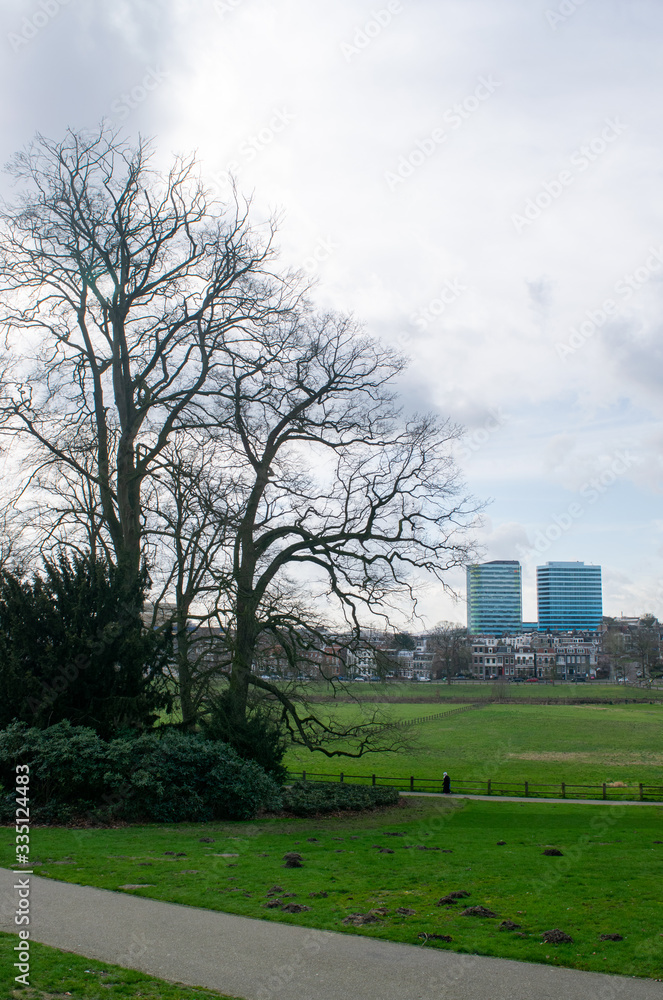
[
  {"x1": 1, "y1": 869, "x2": 660, "y2": 1000},
  {"x1": 403, "y1": 792, "x2": 663, "y2": 805}
]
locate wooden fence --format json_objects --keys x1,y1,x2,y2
[
  {"x1": 395, "y1": 703, "x2": 480, "y2": 727},
  {"x1": 287, "y1": 770, "x2": 663, "y2": 802}
]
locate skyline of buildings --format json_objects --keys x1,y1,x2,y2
[
  {"x1": 466, "y1": 560, "x2": 522, "y2": 635},
  {"x1": 537, "y1": 561, "x2": 603, "y2": 633},
  {"x1": 466, "y1": 559, "x2": 603, "y2": 634}
]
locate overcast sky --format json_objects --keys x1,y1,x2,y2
[{"x1": 2, "y1": 0, "x2": 662, "y2": 627}]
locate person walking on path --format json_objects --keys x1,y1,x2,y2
[{"x1": 442, "y1": 771, "x2": 451, "y2": 793}]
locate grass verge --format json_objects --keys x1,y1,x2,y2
[
  {"x1": 0, "y1": 931, "x2": 242, "y2": 999},
  {"x1": 284, "y1": 702, "x2": 663, "y2": 786},
  {"x1": 2, "y1": 798, "x2": 662, "y2": 980}
]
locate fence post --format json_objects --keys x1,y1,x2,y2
[
  {"x1": 340, "y1": 773, "x2": 344, "y2": 783},
  {"x1": 561, "y1": 782, "x2": 565, "y2": 799},
  {"x1": 302, "y1": 771, "x2": 306, "y2": 782},
  {"x1": 410, "y1": 776, "x2": 414, "y2": 791},
  {"x1": 602, "y1": 783, "x2": 606, "y2": 800},
  {"x1": 372, "y1": 774, "x2": 376, "y2": 787},
  {"x1": 524, "y1": 781, "x2": 529, "y2": 797},
  {"x1": 487, "y1": 780, "x2": 491, "y2": 795},
  {"x1": 639, "y1": 782, "x2": 643, "y2": 801}
]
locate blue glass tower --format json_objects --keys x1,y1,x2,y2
[
  {"x1": 537, "y1": 562, "x2": 602, "y2": 632},
  {"x1": 466, "y1": 561, "x2": 522, "y2": 635}
]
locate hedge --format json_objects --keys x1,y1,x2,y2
[
  {"x1": 0, "y1": 721, "x2": 282, "y2": 823},
  {"x1": 282, "y1": 780, "x2": 400, "y2": 817}
]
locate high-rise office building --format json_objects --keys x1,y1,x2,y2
[
  {"x1": 466, "y1": 560, "x2": 522, "y2": 635},
  {"x1": 536, "y1": 561, "x2": 602, "y2": 632}
]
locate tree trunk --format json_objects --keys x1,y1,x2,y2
[
  {"x1": 229, "y1": 596, "x2": 257, "y2": 723},
  {"x1": 175, "y1": 621, "x2": 196, "y2": 730}
]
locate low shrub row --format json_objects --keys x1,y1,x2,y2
[
  {"x1": 0, "y1": 721, "x2": 282, "y2": 824},
  {"x1": 0, "y1": 723, "x2": 401, "y2": 824},
  {"x1": 282, "y1": 780, "x2": 400, "y2": 816}
]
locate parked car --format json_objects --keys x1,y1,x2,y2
[{"x1": 525, "y1": 677, "x2": 538, "y2": 683}]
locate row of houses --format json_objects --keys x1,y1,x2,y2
[
  {"x1": 470, "y1": 633, "x2": 600, "y2": 680},
  {"x1": 253, "y1": 630, "x2": 642, "y2": 682},
  {"x1": 168, "y1": 614, "x2": 660, "y2": 683},
  {"x1": 253, "y1": 632, "x2": 602, "y2": 681}
]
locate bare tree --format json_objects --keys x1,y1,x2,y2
[
  {"x1": 427, "y1": 622, "x2": 470, "y2": 683},
  {"x1": 0, "y1": 126, "x2": 293, "y2": 608},
  {"x1": 627, "y1": 615, "x2": 661, "y2": 685},
  {"x1": 601, "y1": 624, "x2": 634, "y2": 683},
  {"x1": 146, "y1": 434, "x2": 235, "y2": 728},
  {"x1": 0, "y1": 127, "x2": 480, "y2": 758},
  {"x1": 197, "y1": 313, "x2": 480, "y2": 755}
]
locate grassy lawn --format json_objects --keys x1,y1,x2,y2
[
  {"x1": 284, "y1": 702, "x2": 663, "y2": 788},
  {"x1": 0, "y1": 932, "x2": 242, "y2": 999},
  {"x1": 2, "y1": 798, "x2": 662, "y2": 980},
  {"x1": 157, "y1": 683, "x2": 663, "y2": 729},
  {"x1": 300, "y1": 680, "x2": 663, "y2": 703}
]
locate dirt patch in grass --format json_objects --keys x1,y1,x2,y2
[
  {"x1": 510, "y1": 751, "x2": 663, "y2": 765},
  {"x1": 542, "y1": 928, "x2": 573, "y2": 943},
  {"x1": 6, "y1": 798, "x2": 663, "y2": 981}
]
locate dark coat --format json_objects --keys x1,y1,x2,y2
[{"x1": 442, "y1": 774, "x2": 451, "y2": 794}]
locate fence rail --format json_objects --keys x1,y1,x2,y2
[
  {"x1": 396, "y1": 703, "x2": 481, "y2": 727},
  {"x1": 287, "y1": 770, "x2": 663, "y2": 802}
]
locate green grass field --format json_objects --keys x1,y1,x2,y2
[
  {"x1": 284, "y1": 701, "x2": 663, "y2": 790},
  {"x1": 302, "y1": 680, "x2": 663, "y2": 703},
  {"x1": 3, "y1": 799, "x2": 662, "y2": 980},
  {"x1": 0, "y1": 932, "x2": 241, "y2": 999},
  {"x1": 157, "y1": 682, "x2": 663, "y2": 730}
]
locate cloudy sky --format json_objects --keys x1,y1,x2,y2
[{"x1": 1, "y1": 0, "x2": 662, "y2": 627}]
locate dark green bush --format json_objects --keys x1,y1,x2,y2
[
  {"x1": 0, "y1": 720, "x2": 107, "y2": 813},
  {"x1": 103, "y1": 729, "x2": 283, "y2": 822},
  {"x1": 0, "y1": 721, "x2": 282, "y2": 823},
  {"x1": 0, "y1": 553, "x2": 171, "y2": 737},
  {"x1": 201, "y1": 690, "x2": 288, "y2": 784},
  {"x1": 282, "y1": 780, "x2": 399, "y2": 817}
]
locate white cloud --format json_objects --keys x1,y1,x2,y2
[{"x1": 1, "y1": 0, "x2": 663, "y2": 620}]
